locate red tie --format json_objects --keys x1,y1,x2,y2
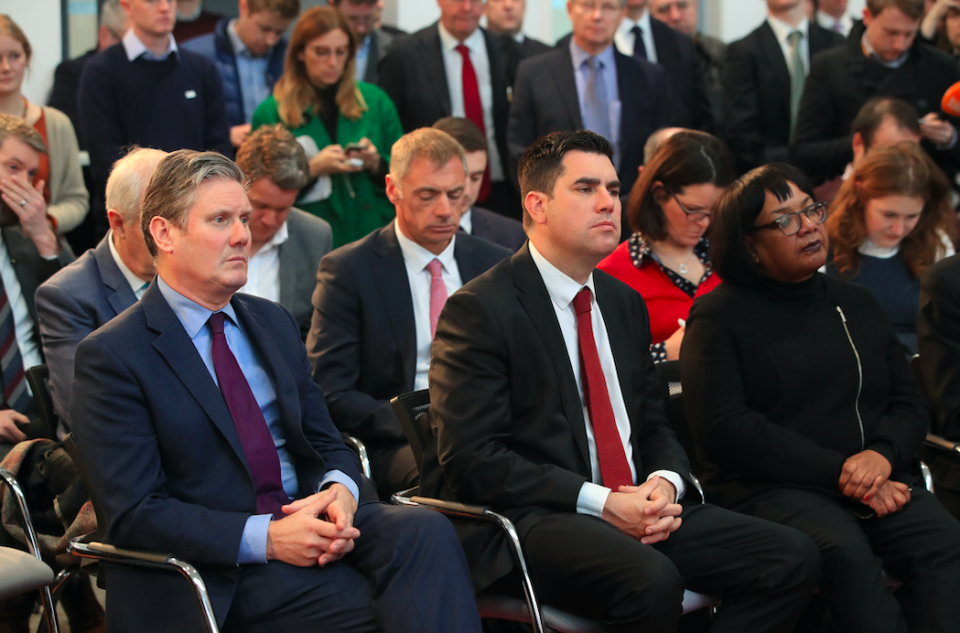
[
  {"x1": 573, "y1": 288, "x2": 633, "y2": 491},
  {"x1": 455, "y1": 43, "x2": 491, "y2": 201}
]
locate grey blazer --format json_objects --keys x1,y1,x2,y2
[{"x1": 278, "y1": 208, "x2": 333, "y2": 340}]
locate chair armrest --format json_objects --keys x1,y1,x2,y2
[
  {"x1": 409, "y1": 497, "x2": 490, "y2": 517},
  {"x1": 925, "y1": 433, "x2": 960, "y2": 456}
]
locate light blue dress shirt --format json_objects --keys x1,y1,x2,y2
[
  {"x1": 157, "y1": 278, "x2": 359, "y2": 564},
  {"x1": 226, "y1": 19, "x2": 272, "y2": 123},
  {"x1": 354, "y1": 33, "x2": 371, "y2": 81},
  {"x1": 570, "y1": 39, "x2": 621, "y2": 167}
]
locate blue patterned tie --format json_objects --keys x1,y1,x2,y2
[{"x1": 0, "y1": 273, "x2": 30, "y2": 413}]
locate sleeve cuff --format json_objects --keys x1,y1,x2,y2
[
  {"x1": 237, "y1": 514, "x2": 271, "y2": 565},
  {"x1": 576, "y1": 482, "x2": 611, "y2": 518},
  {"x1": 647, "y1": 470, "x2": 687, "y2": 502},
  {"x1": 318, "y1": 469, "x2": 360, "y2": 504},
  {"x1": 935, "y1": 125, "x2": 958, "y2": 150},
  {"x1": 866, "y1": 441, "x2": 898, "y2": 473}
]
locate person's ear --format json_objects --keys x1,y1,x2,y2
[
  {"x1": 852, "y1": 132, "x2": 866, "y2": 164},
  {"x1": 385, "y1": 174, "x2": 402, "y2": 205},
  {"x1": 150, "y1": 216, "x2": 176, "y2": 255},
  {"x1": 107, "y1": 209, "x2": 126, "y2": 237},
  {"x1": 524, "y1": 191, "x2": 549, "y2": 227}
]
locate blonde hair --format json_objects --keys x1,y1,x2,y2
[
  {"x1": 389, "y1": 129, "x2": 466, "y2": 190},
  {"x1": 273, "y1": 7, "x2": 366, "y2": 127},
  {"x1": 0, "y1": 15, "x2": 31, "y2": 64}
]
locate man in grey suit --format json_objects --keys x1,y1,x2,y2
[
  {"x1": 37, "y1": 148, "x2": 165, "y2": 434},
  {"x1": 330, "y1": 0, "x2": 402, "y2": 85},
  {"x1": 234, "y1": 125, "x2": 333, "y2": 339}
]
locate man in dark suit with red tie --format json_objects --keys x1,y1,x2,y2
[
  {"x1": 421, "y1": 130, "x2": 821, "y2": 632},
  {"x1": 70, "y1": 149, "x2": 482, "y2": 632}
]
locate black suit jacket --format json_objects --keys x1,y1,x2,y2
[
  {"x1": 47, "y1": 49, "x2": 96, "y2": 148},
  {"x1": 72, "y1": 284, "x2": 362, "y2": 630},
  {"x1": 306, "y1": 223, "x2": 511, "y2": 451},
  {"x1": 376, "y1": 24, "x2": 516, "y2": 179},
  {"x1": 647, "y1": 17, "x2": 714, "y2": 134},
  {"x1": 508, "y1": 45, "x2": 673, "y2": 196},
  {"x1": 518, "y1": 35, "x2": 552, "y2": 59},
  {"x1": 421, "y1": 245, "x2": 691, "y2": 590},
  {"x1": 723, "y1": 21, "x2": 844, "y2": 173},
  {"x1": 467, "y1": 206, "x2": 526, "y2": 252},
  {"x1": 361, "y1": 28, "x2": 401, "y2": 85},
  {"x1": 791, "y1": 23, "x2": 960, "y2": 181}
]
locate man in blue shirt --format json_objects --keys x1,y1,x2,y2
[
  {"x1": 183, "y1": 0, "x2": 298, "y2": 150},
  {"x1": 329, "y1": 0, "x2": 403, "y2": 84},
  {"x1": 70, "y1": 149, "x2": 482, "y2": 632}
]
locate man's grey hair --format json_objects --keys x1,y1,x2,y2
[
  {"x1": 389, "y1": 128, "x2": 466, "y2": 191},
  {"x1": 643, "y1": 127, "x2": 684, "y2": 165},
  {"x1": 100, "y1": 0, "x2": 127, "y2": 37},
  {"x1": 235, "y1": 125, "x2": 310, "y2": 191},
  {"x1": 141, "y1": 150, "x2": 245, "y2": 257},
  {"x1": 105, "y1": 148, "x2": 167, "y2": 223},
  {"x1": 0, "y1": 114, "x2": 46, "y2": 156}
]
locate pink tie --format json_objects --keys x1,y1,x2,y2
[{"x1": 427, "y1": 258, "x2": 447, "y2": 338}]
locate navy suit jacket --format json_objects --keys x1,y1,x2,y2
[
  {"x1": 36, "y1": 235, "x2": 140, "y2": 431},
  {"x1": 507, "y1": 45, "x2": 673, "y2": 197},
  {"x1": 305, "y1": 223, "x2": 511, "y2": 449},
  {"x1": 71, "y1": 282, "x2": 362, "y2": 630},
  {"x1": 468, "y1": 206, "x2": 526, "y2": 253}
]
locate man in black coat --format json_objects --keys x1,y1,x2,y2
[
  {"x1": 790, "y1": 0, "x2": 960, "y2": 183},
  {"x1": 422, "y1": 129, "x2": 820, "y2": 633},
  {"x1": 723, "y1": 0, "x2": 844, "y2": 173},
  {"x1": 484, "y1": 0, "x2": 552, "y2": 59}
]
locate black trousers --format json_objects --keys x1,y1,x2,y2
[
  {"x1": 739, "y1": 486, "x2": 960, "y2": 633},
  {"x1": 492, "y1": 501, "x2": 820, "y2": 633},
  {"x1": 369, "y1": 440, "x2": 419, "y2": 500}
]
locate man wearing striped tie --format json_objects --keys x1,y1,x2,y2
[
  {"x1": 306, "y1": 128, "x2": 510, "y2": 500},
  {"x1": 0, "y1": 115, "x2": 74, "y2": 455}
]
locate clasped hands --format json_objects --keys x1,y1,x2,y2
[
  {"x1": 601, "y1": 475, "x2": 683, "y2": 545},
  {"x1": 265, "y1": 483, "x2": 359, "y2": 567},
  {"x1": 838, "y1": 449, "x2": 910, "y2": 518}
]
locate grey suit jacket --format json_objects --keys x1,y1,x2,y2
[
  {"x1": 36, "y1": 235, "x2": 135, "y2": 430},
  {"x1": 362, "y1": 28, "x2": 400, "y2": 85},
  {"x1": 277, "y1": 208, "x2": 333, "y2": 340}
]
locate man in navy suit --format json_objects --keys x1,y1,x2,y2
[
  {"x1": 508, "y1": 0, "x2": 674, "y2": 204},
  {"x1": 432, "y1": 117, "x2": 526, "y2": 252},
  {"x1": 37, "y1": 148, "x2": 166, "y2": 434},
  {"x1": 306, "y1": 129, "x2": 510, "y2": 499},
  {"x1": 70, "y1": 149, "x2": 482, "y2": 632}
]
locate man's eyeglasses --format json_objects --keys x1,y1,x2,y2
[
  {"x1": 672, "y1": 192, "x2": 713, "y2": 223},
  {"x1": 749, "y1": 201, "x2": 827, "y2": 236}
]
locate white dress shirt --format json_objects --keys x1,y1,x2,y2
[
  {"x1": 614, "y1": 10, "x2": 658, "y2": 63},
  {"x1": 108, "y1": 230, "x2": 150, "y2": 300},
  {"x1": 767, "y1": 16, "x2": 811, "y2": 77},
  {"x1": 816, "y1": 10, "x2": 854, "y2": 36},
  {"x1": 459, "y1": 208, "x2": 473, "y2": 234},
  {"x1": 395, "y1": 221, "x2": 463, "y2": 390},
  {"x1": 0, "y1": 232, "x2": 42, "y2": 377},
  {"x1": 437, "y1": 23, "x2": 505, "y2": 182},
  {"x1": 528, "y1": 242, "x2": 685, "y2": 518},
  {"x1": 238, "y1": 220, "x2": 288, "y2": 303},
  {"x1": 122, "y1": 29, "x2": 178, "y2": 62}
]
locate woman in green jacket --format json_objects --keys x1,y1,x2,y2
[{"x1": 252, "y1": 6, "x2": 402, "y2": 248}]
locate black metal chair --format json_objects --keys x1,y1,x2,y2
[
  {"x1": 0, "y1": 468, "x2": 61, "y2": 633},
  {"x1": 909, "y1": 354, "x2": 958, "y2": 492},
  {"x1": 25, "y1": 364, "x2": 58, "y2": 441},
  {"x1": 389, "y1": 390, "x2": 719, "y2": 633},
  {"x1": 61, "y1": 434, "x2": 220, "y2": 633}
]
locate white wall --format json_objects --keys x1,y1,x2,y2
[{"x1": 7, "y1": 0, "x2": 63, "y2": 105}]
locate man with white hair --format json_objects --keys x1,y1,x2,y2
[{"x1": 37, "y1": 147, "x2": 165, "y2": 434}]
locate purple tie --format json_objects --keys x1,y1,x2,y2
[
  {"x1": 209, "y1": 312, "x2": 289, "y2": 519},
  {"x1": 427, "y1": 259, "x2": 447, "y2": 338}
]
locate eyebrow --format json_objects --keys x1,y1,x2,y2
[
  {"x1": 572, "y1": 177, "x2": 621, "y2": 189},
  {"x1": 771, "y1": 195, "x2": 812, "y2": 215},
  {"x1": 412, "y1": 185, "x2": 464, "y2": 195}
]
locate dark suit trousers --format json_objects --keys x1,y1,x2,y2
[
  {"x1": 369, "y1": 440, "x2": 419, "y2": 500},
  {"x1": 738, "y1": 486, "x2": 960, "y2": 633},
  {"x1": 112, "y1": 503, "x2": 481, "y2": 633},
  {"x1": 491, "y1": 502, "x2": 820, "y2": 633}
]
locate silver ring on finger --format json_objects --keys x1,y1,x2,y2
[{"x1": 18, "y1": 199, "x2": 26, "y2": 207}]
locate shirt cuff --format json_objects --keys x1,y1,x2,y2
[
  {"x1": 237, "y1": 513, "x2": 271, "y2": 565},
  {"x1": 647, "y1": 470, "x2": 687, "y2": 502},
  {"x1": 576, "y1": 481, "x2": 611, "y2": 518},
  {"x1": 318, "y1": 469, "x2": 360, "y2": 503}
]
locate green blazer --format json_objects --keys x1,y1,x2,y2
[{"x1": 252, "y1": 83, "x2": 403, "y2": 248}]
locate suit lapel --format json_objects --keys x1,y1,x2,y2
[
  {"x1": 423, "y1": 24, "x2": 452, "y2": 116},
  {"x1": 512, "y1": 246, "x2": 591, "y2": 467},
  {"x1": 758, "y1": 23, "x2": 791, "y2": 112},
  {"x1": 373, "y1": 225, "x2": 418, "y2": 390},
  {"x1": 651, "y1": 20, "x2": 678, "y2": 75},
  {"x1": 143, "y1": 284, "x2": 249, "y2": 468},
  {"x1": 365, "y1": 31, "x2": 381, "y2": 83},
  {"x1": 92, "y1": 236, "x2": 139, "y2": 316},
  {"x1": 551, "y1": 46, "x2": 583, "y2": 128},
  {"x1": 594, "y1": 274, "x2": 636, "y2": 430}
]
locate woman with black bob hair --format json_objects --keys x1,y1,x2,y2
[{"x1": 681, "y1": 163, "x2": 960, "y2": 632}]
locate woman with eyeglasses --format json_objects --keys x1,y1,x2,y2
[
  {"x1": 597, "y1": 131, "x2": 734, "y2": 361},
  {"x1": 825, "y1": 142, "x2": 955, "y2": 355},
  {"x1": 681, "y1": 162, "x2": 960, "y2": 633},
  {"x1": 251, "y1": 6, "x2": 403, "y2": 248}
]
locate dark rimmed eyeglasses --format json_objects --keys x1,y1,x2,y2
[
  {"x1": 671, "y1": 193, "x2": 713, "y2": 223},
  {"x1": 748, "y1": 201, "x2": 827, "y2": 236}
]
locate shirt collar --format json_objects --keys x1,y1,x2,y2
[
  {"x1": 620, "y1": 9, "x2": 651, "y2": 33},
  {"x1": 227, "y1": 19, "x2": 251, "y2": 57},
  {"x1": 858, "y1": 237, "x2": 900, "y2": 259},
  {"x1": 256, "y1": 218, "x2": 290, "y2": 254},
  {"x1": 816, "y1": 10, "x2": 851, "y2": 31},
  {"x1": 394, "y1": 219, "x2": 458, "y2": 274},
  {"x1": 157, "y1": 275, "x2": 239, "y2": 339},
  {"x1": 513, "y1": 32, "x2": 524, "y2": 44},
  {"x1": 529, "y1": 241, "x2": 596, "y2": 312},
  {"x1": 459, "y1": 207, "x2": 473, "y2": 234},
  {"x1": 122, "y1": 28, "x2": 178, "y2": 61},
  {"x1": 108, "y1": 230, "x2": 152, "y2": 297},
  {"x1": 569, "y1": 37, "x2": 616, "y2": 69},
  {"x1": 767, "y1": 15, "x2": 809, "y2": 45},
  {"x1": 861, "y1": 31, "x2": 910, "y2": 68},
  {"x1": 438, "y1": 20, "x2": 484, "y2": 52}
]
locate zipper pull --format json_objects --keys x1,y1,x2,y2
[{"x1": 836, "y1": 306, "x2": 846, "y2": 323}]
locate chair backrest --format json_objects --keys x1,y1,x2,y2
[
  {"x1": 25, "y1": 364, "x2": 58, "y2": 441},
  {"x1": 390, "y1": 390, "x2": 431, "y2": 468},
  {"x1": 653, "y1": 360, "x2": 704, "y2": 476},
  {"x1": 62, "y1": 434, "x2": 105, "y2": 543},
  {"x1": 909, "y1": 354, "x2": 932, "y2": 401}
]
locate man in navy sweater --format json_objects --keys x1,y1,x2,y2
[{"x1": 78, "y1": 0, "x2": 231, "y2": 240}]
